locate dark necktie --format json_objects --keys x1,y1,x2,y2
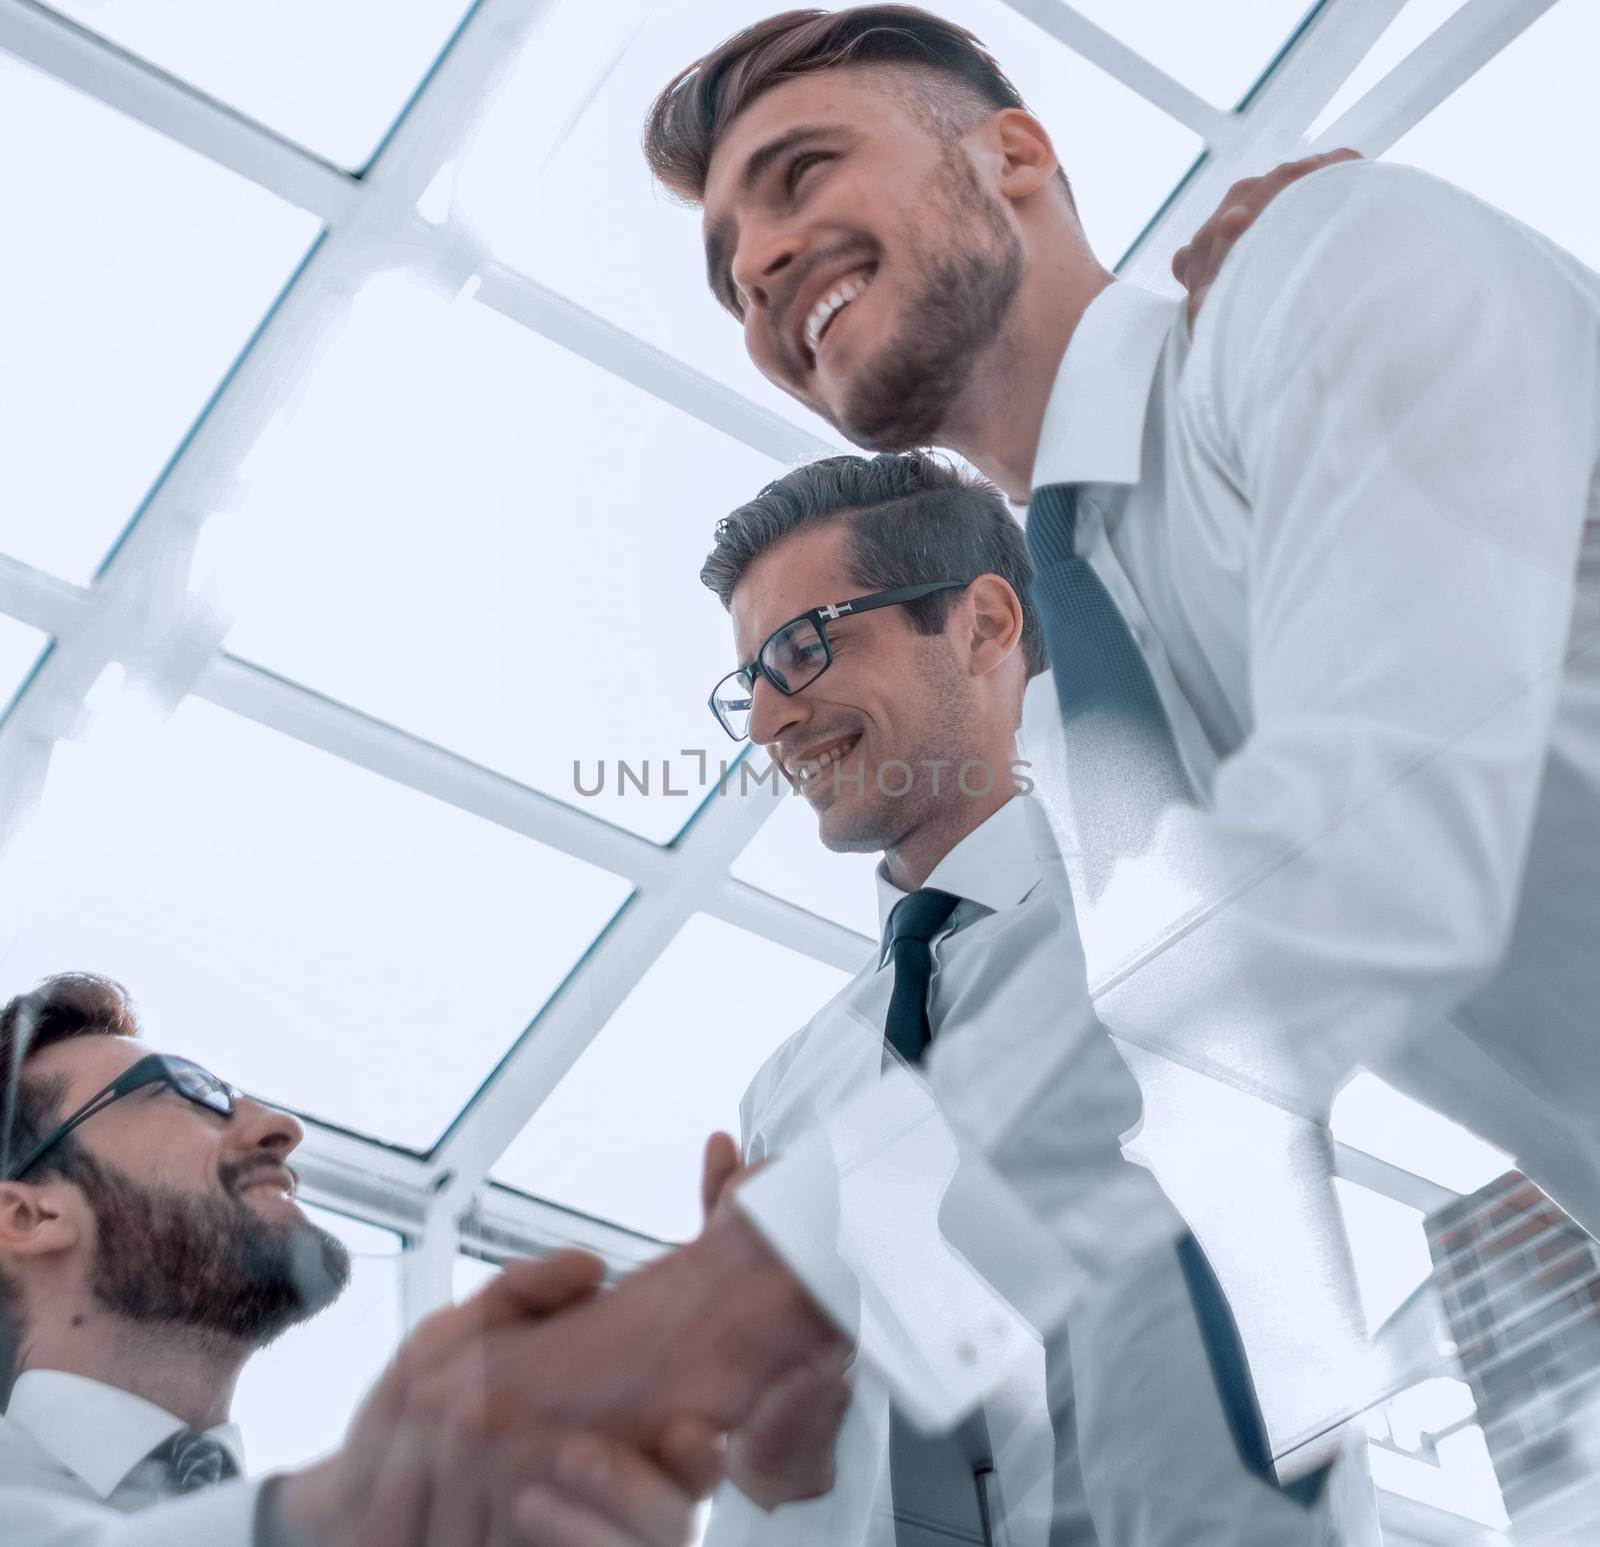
[
  {"x1": 1025, "y1": 483, "x2": 1190, "y2": 894},
  {"x1": 151, "y1": 1429, "x2": 238, "y2": 1494},
  {"x1": 1026, "y1": 483, "x2": 1325, "y2": 1506},
  {"x1": 882, "y1": 886, "x2": 995, "y2": 1544},
  {"x1": 882, "y1": 887, "x2": 962, "y2": 1065}
]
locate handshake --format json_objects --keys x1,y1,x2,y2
[{"x1": 261, "y1": 1138, "x2": 847, "y2": 1547}]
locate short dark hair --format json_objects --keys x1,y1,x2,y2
[
  {"x1": 644, "y1": 5, "x2": 1070, "y2": 207},
  {"x1": 1, "y1": 973, "x2": 140, "y2": 1183},
  {"x1": 702, "y1": 450, "x2": 1047, "y2": 677},
  {"x1": 0, "y1": 974, "x2": 139, "y2": 1393}
]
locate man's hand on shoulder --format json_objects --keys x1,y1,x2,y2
[{"x1": 1172, "y1": 149, "x2": 1362, "y2": 331}]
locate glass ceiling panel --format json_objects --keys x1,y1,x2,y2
[
  {"x1": 1381, "y1": 0, "x2": 1600, "y2": 272},
  {"x1": 0, "y1": 688, "x2": 631, "y2": 1149},
  {"x1": 446, "y1": 0, "x2": 1200, "y2": 428},
  {"x1": 1065, "y1": 0, "x2": 1317, "y2": 108},
  {"x1": 233, "y1": 1206, "x2": 401, "y2": 1473},
  {"x1": 729, "y1": 780, "x2": 883, "y2": 940},
  {"x1": 0, "y1": 52, "x2": 317, "y2": 585},
  {"x1": 492, "y1": 913, "x2": 852, "y2": 1242},
  {"x1": 1331, "y1": 1072, "x2": 1512, "y2": 1194},
  {"x1": 1306, "y1": 0, "x2": 1469, "y2": 143},
  {"x1": 0, "y1": 616, "x2": 49, "y2": 717},
  {"x1": 41, "y1": 0, "x2": 472, "y2": 169},
  {"x1": 206, "y1": 270, "x2": 782, "y2": 844}
]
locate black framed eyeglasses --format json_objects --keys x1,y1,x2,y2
[
  {"x1": 709, "y1": 580, "x2": 971, "y2": 741},
  {"x1": 2, "y1": 1054, "x2": 238, "y2": 1181}
]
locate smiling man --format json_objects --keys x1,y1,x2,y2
[
  {"x1": 693, "y1": 451, "x2": 1360, "y2": 1547},
  {"x1": 0, "y1": 973, "x2": 723, "y2": 1547},
  {"x1": 645, "y1": 0, "x2": 1600, "y2": 1488}
]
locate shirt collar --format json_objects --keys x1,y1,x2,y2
[
  {"x1": 874, "y1": 795, "x2": 1042, "y2": 949},
  {"x1": 1028, "y1": 281, "x2": 1179, "y2": 493},
  {"x1": 5, "y1": 1369, "x2": 246, "y2": 1499}
]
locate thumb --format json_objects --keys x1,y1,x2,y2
[{"x1": 701, "y1": 1131, "x2": 742, "y2": 1224}]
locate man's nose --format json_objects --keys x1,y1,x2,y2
[
  {"x1": 748, "y1": 675, "x2": 809, "y2": 749},
  {"x1": 228, "y1": 1096, "x2": 304, "y2": 1160},
  {"x1": 730, "y1": 220, "x2": 799, "y2": 312}
]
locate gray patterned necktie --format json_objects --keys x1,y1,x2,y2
[
  {"x1": 1025, "y1": 482, "x2": 1191, "y2": 893},
  {"x1": 151, "y1": 1429, "x2": 238, "y2": 1494}
]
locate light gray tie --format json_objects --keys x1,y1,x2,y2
[{"x1": 151, "y1": 1429, "x2": 237, "y2": 1494}]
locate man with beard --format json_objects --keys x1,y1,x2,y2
[
  {"x1": 643, "y1": 0, "x2": 1600, "y2": 1495},
  {"x1": 0, "y1": 972, "x2": 729, "y2": 1546},
  {"x1": 689, "y1": 451, "x2": 1350, "y2": 1547}
]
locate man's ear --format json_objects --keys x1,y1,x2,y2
[
  {"x1": 974, "y1": 108, "x2": 1059, "y2": 203},
  {"x1": 963, "y1": 574, "x2": 1025, "y2": 675},
  {"x1": 0, "y1": 1180, "x2": 81, "y2": 1262}
]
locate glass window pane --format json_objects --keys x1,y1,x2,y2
[
  {"x1": 1307, "y1": 0, "x2": 1470, "y2": 142},
  {"x1": 454, "y1": 1251, "x2": 501, "y2": 1301},
  {"x1": 0, "y1": 616, "x2": 49, "y2": 716},
  {"x1": 448, "y1": 0, "x2": 1199, "y2": 426},
  {"x1": 231, "y1": 1204, "x2": 402, "y2": 1473},
  {"x1": 0, "y1": 54, "x2": 317, "y2": 584},
  {"x1": 1065, "y1": 0, "x2": 1318, "y2": 108},
  {"x1": 1332, "y1": 1072, "x2": 1512, "y2": 1194},
  {"x1": 1383, "y1": 0, "x2": 1600, "y2": 270},
  {"x1": 206, "y1": 271, "x2": 782, "y2": 844},
  {"x1": 729, "y1": 782, "x2": 883, "y2": 940},
  {"x1": 1334, "y1": 1177, "x2": 1432, "y2": 1333},
  {"x1": 42, "y1": 0, "x2": 472, "y2": 168},
  {"x1": 493, "y1": 914, "x2": 852, "y2": 1242},
  {"x1": 0, "y1": 687, "x2": 632, "y2": 1148}
]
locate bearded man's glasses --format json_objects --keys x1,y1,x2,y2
[{"x1": 3, "y1": 1054, "x2": 238, "y2": 1181}]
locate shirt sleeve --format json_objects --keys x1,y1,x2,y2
[
  {"x1": 1082, "y1": 163, "x2": 1600, "y2": 1469},
  {"x1": 1094, "y1": 160, "x2": 1600, "y2": 1116},
  {"x1": 0, "y1": 1477, "x2": 264, "y2": 1547}
]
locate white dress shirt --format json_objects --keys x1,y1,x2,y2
[
  {"x1": 1015, "y1": 159, "x2": 1600, "y2": 1462},
  {"x1": 0, "y1": 1369, "x2": 260, "y2": 1545},
  {"x1": 714, "y1": 798, "x2": 1271, "y2": 1547}
]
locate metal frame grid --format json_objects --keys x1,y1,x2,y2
[{"x1": 0, "y1": 4, "x2": 1566, "y2": 1526}]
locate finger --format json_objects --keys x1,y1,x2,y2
[
  {"x1": 487, "y1": 1251, "x2": 608, "y2": 1320},
  {"x1": 344, "y1": 1414, "x2": 437, "y2": 1547},
  {"x1": 507, "y1": 1484, "x2": 678, "y2": 1547},
  {"x1": 657, "y1": 1413, "x2": 728, "y2": 1499},
  {"x1": 561, "y1": 1432, "x2": 699, "y2": 1547},
  {"x1": 700, "y1": 1131, "x2": 742, "y2": 1223}
]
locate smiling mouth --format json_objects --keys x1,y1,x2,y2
[
  {"x1": 804, "y1": 266, "x2": 876, "y2": 360},
  {"x1": 792, "y1": 731, "x2": 863, "y2": 786}
]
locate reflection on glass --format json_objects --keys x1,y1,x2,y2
[
  {"x1": 1065, "y1": 0, "x2": 1318, "y2": 107},
  {"x1": 232, "y1": 1204, "x2": 403, "y2": 1473},
  {"x1": 1383, "y1": 0, "x2": 1600, "y2": 270},
  {"x1": 0, "y1": 54, "x2": 317, "y2": 585},
  {"x1": 43, "y1": 0, "x2": 472, "y2": 168},
  {"x1": 729, "y1": 781, "x2": 883, "y2": 940},
  {"x1": 493, "y1": 913, "x2": 851, "y2": 1242},
  {"x1": 0, "y1": 616, "x2": 48, "y2": 717},
  {"x1": 447, "y1": 0, "x2": 1199, "y2": 415},
  {"x1": 208, "y1": 271, "x2": 784, "y2": 844},
  {"x1": 0, "y1": 688, "x2": 631, "y2": 1148}
]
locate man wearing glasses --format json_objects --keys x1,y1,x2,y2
[
  {"x1": 694, "y1": 451, "x2": 1358, "y2": 1546},
  {"x1": 0, "y1": 972, "x2": 737, "y2": 1546}
]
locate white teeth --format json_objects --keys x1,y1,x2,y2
[
  {"x1": 805, "y1": 270, "x2": 873, "y2": 353},
  {"x1": 793, "y1": 735, "x2": 858, "y2": 782}
]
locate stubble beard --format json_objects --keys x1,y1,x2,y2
[
  {"x1": 80, "y1": 1152, "x2": 353, "y2": 1350},
  {"x1": 834, "y1": 149, "x2": 1024, "y2": 453}
]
